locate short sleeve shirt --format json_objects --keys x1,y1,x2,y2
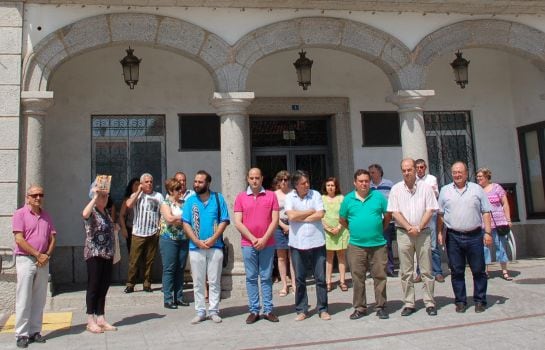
[
  {"x1": 12, "y1": 205, "x2": 56, "y2": 255},
  {"x1": 438, "y1": 182, "x2": 492, "y2": 232},
  {"x1": 182, "y1": 191, "x2": 230, "y2": 250},
  {"x1": 132, "y1": 191, "x2": 164, "y2": 237},
  {"x1": 387, "y1": 181, "x2": 439, "y2": 227},
  {"x1": 339, "y1": 190, "x2": 388, "y2": 248},
  {"x1": 285, "y1": 189, "x2": 325, "y2": 250},
  {"x1": 234, "y1": 187, "x2": 279, "y2": 247}
]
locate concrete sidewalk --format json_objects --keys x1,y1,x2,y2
[{"x1": 1, "y1": 258, "x2": 544, "y2": 349}]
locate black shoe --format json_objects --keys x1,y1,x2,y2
[
  {"x1": 426, "y1": 306, "x2": 437, "y2": 316},
  {"x1": 16, "y1": 337, "x2": 29, "y2": 348},
  {"x1": 29, "y1": 333, "x2": 46, "y2": 343},
  {"x1": 175, "y1": 299, "x2": 190, "y2": 307},
  {"x1": 246, "y1": 313, "x2": 260, "y2": 324},
  {"x1": 143, "y1": 286, "x2": 153, "y2": 292},
  {"x1": 475, "y1": 303, "x2": 486, "y2": 313},
  {"x1": 164, "y1": 302, "x2": 178, "y2": 309},
  {"x1": 386, "y1": 271, "x2": 396, "y2": 277},
  {"x1": 376, "y1": 308, "x2": 389, "y2": 319},
  {"x1": 401, "y1": 307, "x2": 416, "y2": 316},
  {"x1": 455, "y1": 303, "x2": 467, "y2": 313},
  {"x1": 124, "y1": 286, "x2": 134, "y2": 294},
  {"x1": 349, "y1": 309, "x2": 366, "y2": 320}
]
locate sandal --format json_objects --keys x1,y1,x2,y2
[
  {"x1": 279, "y1": 289, "x2": 288, "y2": 297},
  {"x1": 485, "y1": 271, "x2": 490, "y2": 279},
  {"x1": 99, "y1": 323, "x2": 118, "y2": 331},
  {"x1": 502, "y1": 272, "x2": 513, "y2": 281},
  {"x1": 326, "y1": 283, "x2": 332, "y2": 292},
  {"x1": 339, "y1": 283, "x2": 348, "y2": 292},
  {"x1": 86, "y1": 324, "x2": 104, "y2": 334}
]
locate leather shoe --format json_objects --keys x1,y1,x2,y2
[
  {"x1": 124, "y1": 286, "x2": 134, "y2": 294},
  {"x1": 16, "y1": 337, "x2": 29, "y2": 348},
  {"x1": 426, "y1": 306, "x2": 437, "y2": 316},
  {"x1": 246, "y1": 313, "x2": 260, "y2": 324},
  {"x1": 455, "y1": 303, "x2": 467, "y2": 313},
  {"x1": 435, "y1": 274, "x2": 445, "y2": 283},
  {"x1": 401, "y1": 307, "x2": 416, "y2": 316},
  {"x1": 413, "y1": 274, "x2": 422, "y2": 283},
  {"x1": 175, "y1": 299, "x2": 190, "y2": 307},
  {"x1": 349, "y1": 309, "x2": 366, "y2": 320},
  {"x1": 262, "y1": 313, "x2": 279, "y2": 323},
  {"x1": 386, "y1": 271, "x2": 397, "y2": 277},
  {"x1": 475, "y1": 303, "x2": 486, "y2": 313},
  {"x1": 29, "y1": 333, "x2": 46, "y2": 343},
  {"x1": 376, "y1": 308, "x2": 389, "y2": 319},
  {"x1": 143, "y1": 286, "x2": 153, "y2": 292},
  {"x1": 164, "y1": 302, "x2": 178, "y2": 309}
]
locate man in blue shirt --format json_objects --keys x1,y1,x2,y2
[{"x1": 182, "y1": 170, "x2": 230, "y2": 324}]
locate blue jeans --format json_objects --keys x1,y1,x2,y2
[
  {"x1": 483, "y1": 229, "x2": 509, "y2": 264},
  {"x1": 159, "y1": 236, "x2": 189, "y2": 304},
  {"x1": 242, "y1": 246, "x2": 275, "y2": 314},
  {"x1": 290, "y1": 245, "x2": 328, "y2": 314},
  {"x1": 429, "y1": 213, "x2": 444, "y2": 276},
  {"x1": 383, "y1": 223, "x2": 395, "y2": 273},
  {"x1": 446, "y1": 229, "x2": 487, "y2": 305}
]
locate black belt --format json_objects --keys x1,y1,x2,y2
[{"x1": 447, "y1": 227, "x2": 481, "y2": 235}]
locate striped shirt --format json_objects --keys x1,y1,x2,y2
[
  {"x1": 370, "y1": 178, "x2": 394, "y2": 199},
  {"x1": 438, "y1": 182, "x2": 492, "y2": 232},
  {"x1": 387, "y1": 181, "x2": 438, "y2": 228},
  {"x1": 132, "y1": 191, "x2": 164, "y2": 237}
]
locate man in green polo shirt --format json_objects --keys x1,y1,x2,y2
[{"x1": 340, "y1": 169, "x2": 391, "y2": 320}]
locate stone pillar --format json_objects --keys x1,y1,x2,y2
[
  {"x1": 211, "y1": 92, "x2": 254, "y2": 281},
  {"x1": 387, "y1": 90, "x2": 435, "y2": 163},
  {"x1": 21, "y1": 91, "x2": 54, "y2": 190}
]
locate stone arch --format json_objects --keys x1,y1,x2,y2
[
  {"x1": 413, "y1": 19, "x2": 545, "y2": 72},
  {"x1": 231, "y1": 17, "x2": 416, "y2": 91},
  {"x1": 22, "y1": 13, "x2": 233, "y2": 92}
]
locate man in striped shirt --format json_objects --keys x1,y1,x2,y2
[
  {"x1": 124, "y1": 173, "x2": 164, "y2": 293},
  {"x1": 388, "y1": 158, "x2": 439, "y2": 317}
]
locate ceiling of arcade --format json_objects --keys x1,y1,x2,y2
[{"x1": 20, "y1": 1, "x2": 545, "y2": 15}]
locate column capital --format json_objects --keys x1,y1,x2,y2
[
  {"x1": 211, "y1": 92, "x2": 254, "y2": 116},
  {"x1": 21, "y1": 91, "x2": 54, "y2": 116},
  {"x1": 386, "y1": 90, "x2": 435, "y2": 113}
]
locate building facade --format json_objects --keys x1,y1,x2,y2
[{"x1": 1, "y1": 0, "x2": 545, "y2": 288}]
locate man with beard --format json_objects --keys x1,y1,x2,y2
[
  {"x1": 124, "y1": 173, "x2": 164, "y2": 293},
  {"x1": 182, "y1": 170, "x2": 230, "y2": 324}
]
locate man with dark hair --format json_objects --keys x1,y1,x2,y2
[
  {"x1": 438, "y1": 162, "x2": 492, "y2": 313},
  {"x1": 285, "y1": 170, "x2": 330, "y2": 321},
  {"x1": 340, "y1": 169, "x2": 391, "y2": 320},
  {"x1": 183, "y1": 170, "x2": 230, "y2": 324},
  {"x1": 368, "y1": 164, "x2": 396, "y2": 277}
]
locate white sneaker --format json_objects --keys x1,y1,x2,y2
[
  {"x1": 191, "y1": 314, "x2": 206, "y2": 324},
  {"x1": 209, "y1": 314, "x2": 222, "y2": 323}
]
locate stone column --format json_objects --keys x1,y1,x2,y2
[
  {"x1": 211, "y1": 92, "x2": 254, "y2": 280},
  {"x1": 21, "y1": 91, "x2": 54, "y2": 190},
  {"x1": 387, "y1": 90, "x2": 435, "y2": 163}
]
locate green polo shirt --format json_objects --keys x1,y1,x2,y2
[{"x1": 339, "y1": 189, "x2": 388, "y2": 248}]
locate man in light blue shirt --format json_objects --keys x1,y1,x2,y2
[{"x1": 285, "y1": 170, "x2": 330, "y2": 321}]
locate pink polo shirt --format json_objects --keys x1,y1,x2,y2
[
  {"x1": 12, "y1": 205, "x2": 57, "y2": 255},
  {"x1": 234, "y1": 187, "x2": 279, "y2": 247}
]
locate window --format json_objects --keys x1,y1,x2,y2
[
  {"x1": 179, "y1": 114, "x2": 220, "y2": 150},
  {"x1": 361, "y1": 111, "x2": 401, "y2": 147},
  {"x1": 91, "y1": 115, "x2": 166, "y2": 204},
  {"x1": 517, "y1": 121, "x2": 545, "y2": 219},
  {"x1": 424, "y1": 111, "x2": 476, "y2": 187}
]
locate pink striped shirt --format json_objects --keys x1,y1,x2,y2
[{"x1": 387, "y1": 181, "x2": 439, "y2": 227}]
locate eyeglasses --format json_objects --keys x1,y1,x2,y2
[
  {"x1": 280, "y1": 178, "x2": 289, "y2": 182},
  {"x1": 28, "y1": 193, "x2": 44, "y2": 198},
  {"x1": 173, "y1": 188, "x2": 182, "y2": 192}
]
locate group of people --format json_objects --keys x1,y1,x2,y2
[{"x1": 11, "y1": 158, "x2": 514, "y2": 347}]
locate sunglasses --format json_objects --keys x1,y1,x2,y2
[
  {"x1": 280, "y1": 178, "x2": 289, "y2": 182},
  {"x1": 28, "y1": 193, "x2": 45, "y2": 198}
]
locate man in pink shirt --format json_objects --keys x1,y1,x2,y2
[
  {"x1": 12, "y1": 185, "x2": 57, "y2": 348},
  {"x1": 234, "y1": 168, "x2": 279, "y2": 324}
]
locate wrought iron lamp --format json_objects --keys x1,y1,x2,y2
[
  {"x1": 120, "y1": 47, "x2": 141, "y2": 89},
  {"x1": 450, "y1": 51, "x2": 470, "y2": 89},
  {"x1": 293, "y1": 50, "x2": 313, "y2": 90}
]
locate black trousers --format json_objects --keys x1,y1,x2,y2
[{"x1": 86, "y1": 257, "x2": 113, "y2": 315}]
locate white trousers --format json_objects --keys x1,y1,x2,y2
[
  {"x1": 15, "y1": 256, "x2": 49, "y2": 338},
  {"x1": 189, "y1": 248, "x2": 223, "y2": 316}
]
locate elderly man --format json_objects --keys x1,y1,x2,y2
[
  {"x1": 183, "y1": 170, "x2": 230, "y2": 324},
  {"x1": 340, "y1": 169, "x2": 391, "y2": 320},
  {"x1": 124, "y1": 173, "x2": 164, "y2": 293},
  {"x1": 438, "y1": 162, "x2": 492, "y2": 313},
  {"x1": 12, "y1": 185, "x2": 57, "y2": 348},
  {"x1": 388, "y1": 159, "x2": 439, "y2": 317},
  {"x1": 415, "y1": 159, "x2": 445, "y2": 282},
  {"x1": 285, "y1": 170, "x2": 330, "y2": 321},
  {"x1": 234, "y1": 168, "x2": 280, "y2": 324},
  {"x1": 368, "y1": 164, "x2": 396, "y2": 277}
]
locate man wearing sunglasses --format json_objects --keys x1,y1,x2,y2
[{"x1": 12, "y1": 185, "x2": 57, "y2": 348}]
